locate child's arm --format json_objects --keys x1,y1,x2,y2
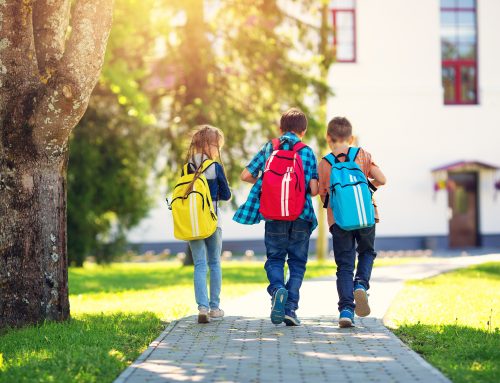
[
  {"x1": 318, "y1": 159, "x2": 329, "y2": 203},
  {"x1": 240, "y1": 168, "x2": 258, "y2": 184},
  {"x1": 240, "y1": 142, "x2": 269, "y2": 184},
  {"x1": 309, "y1": 179, "x2": 319, "y2": 197},
  {"x1": 369, "y1": 164, "x2": 386, "y2": 187},
  {"x1": 216, "y1": 163, "x2": 232, "y2": 201}
]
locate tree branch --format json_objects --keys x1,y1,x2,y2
[
  {"x1": 0, "y1": 0, "x2": 38, "y2": 122},
  {"x1": 32, "y1": 0, "x2": 114, "y2": 155},
  {"x1": 32, "y1": 0, "x2": 71, "y2": 78}
]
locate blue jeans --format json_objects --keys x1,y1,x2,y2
[
  {"x1": 264, "y1": 219, "x2": 312, "y2": 312},
  {"x1": 189, "y1": 228, "x2": 222, "y2": 310},
  {"x1": 330, "y1": 224, "x2": 377, "y2": 312}
]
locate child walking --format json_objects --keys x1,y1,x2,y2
[
  {"x1": 319, "y1": 117, "x2": 386, "y2": 327},
  {"x1": 235, "y1": 108, "x2": 319, "y2": 326},
  {"x1": 185, "y1": 126, "x2": 231, "y2": 323}
]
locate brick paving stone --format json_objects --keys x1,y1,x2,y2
[{"x1": 115, "y1": 253, "x2": 500, "y2": 383}]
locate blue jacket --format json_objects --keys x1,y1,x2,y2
[{"x1": 208, "y1": 162, "x2": 231, "y2": 202}]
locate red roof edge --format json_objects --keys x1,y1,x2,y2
[{"x1": 431, "y1": 160, "x2": 499, "y2": 172}]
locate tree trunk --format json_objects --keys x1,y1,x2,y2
[
  {"x1": 0, "y1": 0, "x2": 114, "y2": 328},
  {"x1": 0, "y1": 155, "x2": 69, "y2": 327}
]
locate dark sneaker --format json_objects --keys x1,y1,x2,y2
[
  {"x1": 354, "y1": 284, "x2": 371, "y2": 317},
  {"x1": 284, "y1": 310, "x2": 301, "y2": 326},
  {"x1": 339, "y1": 309, "x2": 355, "y2": 328},
  {"x1": 270, "y1": 288, "x2": 288, "y2": 324}
]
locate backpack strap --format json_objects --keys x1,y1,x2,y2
[
  {"x1": 200, "y1": 159, "x2": 215, "y2": 173},
  {"x1": 182, "y1": 159, "x2": 214, "y2": 176},
  {"x1": 271, "y1": 138, "x2": 281, "y2": 151},
  {"x1": 323, "y1": 153, "x2": 336, "y2": 166},
  {"x1": 347, "y1": 147, "x2": 360, "y2": 162},
  {"x1": 182, "y1": 163, "x2": 190, "y2": 176},
  {"x1": 292, "y1": 141, "x2": 307, "y2": 152}
]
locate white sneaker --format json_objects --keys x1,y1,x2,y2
[
  {"x1": 198, "y1": 307, "x2": 210, "y2": 324},
  {"x1": 209, "y1": 308, "x2": 224, "y2": 319}
]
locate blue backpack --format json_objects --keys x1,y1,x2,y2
[{"x1": 324, "y1": 147, "x2": 376, "y2": 231}]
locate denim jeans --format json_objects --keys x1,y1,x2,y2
[
  {"x1": 330, "y1": 224, "x2": 377, "y2": 312},
  {"x1": 264, "y1": 219, "x2": 312, "y2": 312},
  {"x1": 189, "y1": 228, "x2": 222, "y2": 310}
]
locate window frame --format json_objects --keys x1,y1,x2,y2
[
  {"x1": 440, "y1": 1, "x2": 479, "y2": 105},
  {"x1": 331, "y1": 2, "x2": 357, "y2": 63}
]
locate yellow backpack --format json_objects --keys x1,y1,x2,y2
[{"x1": 167, "y1": 159, "x2": 218, "y2": 241}]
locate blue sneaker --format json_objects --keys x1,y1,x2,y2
[
  {"x1": 270, "y1": 288, "x2": 288, "y2": 324},
  {"x1": 339, "y1": 308, "x2": 355, "y2": 328},
  {"x1": 354, "y1": 284, "x2": 371, "y2": 317},
  {"x1": 284, "y1": 310, "x2": 301, "y2": 326}
]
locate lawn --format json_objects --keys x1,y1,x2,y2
[
  {"x1": 0, "y1": 260, "x2": 336, "y2": 383},
  {"x1": 385, "y1": 262, "x2": 500, "y2": 383}
]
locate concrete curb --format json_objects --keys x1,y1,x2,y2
[{"x1": 114, "y1": 320, "x2": 179, "y2": 383}]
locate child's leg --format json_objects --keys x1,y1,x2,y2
[
  {"x1": 264, "y1": 221, "x2": 290, "y2": 296},
  {"x1": 354, "y1": 225, "x2": 377, "y2": 289},
  {"x1": 205, "y1": 228, "x2": 223, "y2": 310},
  {"x1": 330, "y1": 224, "x2": 356, "y2": 312},
  {"x1": 285, "y1": 219, "x2": 312, "y2": 313},
  {"x1": 189, "y1": 239, "x2": 209, "y2": 309}
]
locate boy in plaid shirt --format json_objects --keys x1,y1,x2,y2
[{"x1": 234, "y1": 108, "x2": 319, "y2": 326}]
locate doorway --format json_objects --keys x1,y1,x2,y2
[{"x1": 448, "y1": 172, "x2": 479, "y2": 248}]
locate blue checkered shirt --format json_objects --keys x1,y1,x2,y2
[{"x1": 233, "y1": 132, "x2": 319, "y2": 230}]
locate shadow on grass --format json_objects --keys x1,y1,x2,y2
[
  {"x1": 69, "y1": 262, "x2": 335, "y2": 295},
  {"x1": 394, "y1": 323, "x2": 500, "y2": 383},
  {"x1": 0, "y1": 312, "x2": 163, "y2": 383}
]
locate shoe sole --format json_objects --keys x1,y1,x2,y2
[
  {"x1": 354, "y1": 289, "x2": 371, "y2": 317},
  {"x1": 198, "y1": 313, "x2": 210, "y2": 324},
  {"x1": 270, "y1": 288, "x2": 288, "y2": 324},
  {"x1": 339, "y1": 317, "x2": 354, "y2": 328},
  {"x1": 284, "y1": 315, "x2": 301, "y2": 326}
]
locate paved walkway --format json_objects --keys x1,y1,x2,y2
[{"x1": 115, "y1": 253, "x2": 500, "y2": 383}]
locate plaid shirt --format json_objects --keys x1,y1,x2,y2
[{"x1": 233, "y1": 132, "x2": 319, "y2": 230}]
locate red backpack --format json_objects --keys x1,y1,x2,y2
[{"x1": 259, "y1": 138, "x2": 307, "y2": 221}]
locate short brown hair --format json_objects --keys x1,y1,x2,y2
[
  {"x1": 280, "y1": 108, "x2": 308, "y2": 134},
  {"x1": 327, "y1": 117, "x2": 352, "y2": 142}
]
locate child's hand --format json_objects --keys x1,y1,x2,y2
[{"x1": 309, "y1": 179, "x2": 319, "y2": 196}]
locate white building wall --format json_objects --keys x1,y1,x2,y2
[{"x1": 326, "y1": 0, "x2": 500, "y2": 237}]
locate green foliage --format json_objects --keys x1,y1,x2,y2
[
  {"x1": 67, "y1": 0, "x2": 162, "y2": 266},
  {"x1": 67, "y1": 94, "x2": 158, "y2": 266},
  {"x1": 387, "y1": 262, "x2": 500, "y2": 383}
]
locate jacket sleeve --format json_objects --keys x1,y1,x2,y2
[{"x1": 216, "y1": 163, "x2": 232, "y2": 201}]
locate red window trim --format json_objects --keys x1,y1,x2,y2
[
  {"x1": 442, "y1": 60, "x2": 478, "y2": 105},
  {"x1": 440, "y1": 2, "x2": 479, "y2": 105},
  {"x1": 332, "y1": 8, "x2": 357, "y2": 63}
]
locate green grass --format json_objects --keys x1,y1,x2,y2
[
  {"x1": 386, "y1": 262, "x2": 500, "y2": 383},
  {"x1": 0, "y1": 261, "x2": 336, "y2": 383}
]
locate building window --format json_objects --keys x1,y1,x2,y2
[
  {"x1": 331, "y1": 0, "x2": 356, "y2": 63},
  {"x1": 440, "y1": 0, "x2": 478, "y2": 105}
]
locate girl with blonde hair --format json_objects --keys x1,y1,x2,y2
[{"x1": 185, "y1": 125, "x2": 231, "y2": 323}]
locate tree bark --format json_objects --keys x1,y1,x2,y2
[
  {"x1": 0, "y1": 0, "x2": 114, "y2": 328},
  {"x1": 0, "y1": 156, "x2": 69, "y2": 327}
]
